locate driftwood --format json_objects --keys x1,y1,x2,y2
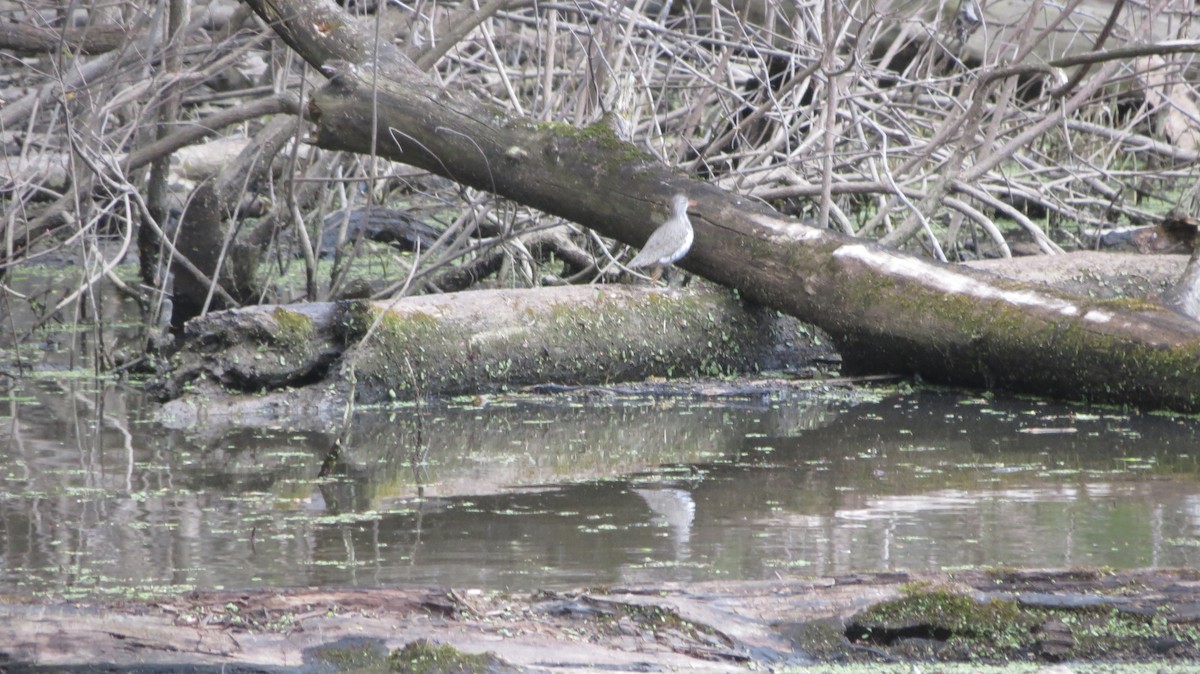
[
  {"x1": 159, "y1": 285, "x2": 807, "y2": 407},
  {"x1": 1, "y1": 569, "x2": 1197, "y2": 669},
  {"x1": 230, "y1": 0, "x2": 1200, "y2": 413}
]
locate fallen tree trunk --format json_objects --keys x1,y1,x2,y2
[
  {"x1": 159, "y1": 285, "x2": 803, "y2": 406},
  {"x1": 239, "y1": 0, "x2": 1200, "y2": 412}
]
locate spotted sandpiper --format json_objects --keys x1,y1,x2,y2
[{"x1": 628, "y1": 193, "x2": 695, "y2": 281}]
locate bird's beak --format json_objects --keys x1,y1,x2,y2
[{"x1": 687, "y1": 199, "x2": 698, "y2": 208}]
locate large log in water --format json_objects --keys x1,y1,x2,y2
[{"x1": 161, "y1": 285, "x2": 802, "y2": 406}]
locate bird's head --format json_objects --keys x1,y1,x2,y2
[{"x1": 670, "y1": 193, "x2": 696, "y2": 216}]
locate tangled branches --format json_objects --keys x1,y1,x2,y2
[{"x1": 0, "y1": 0, "x2": 1198, "y2": 354}]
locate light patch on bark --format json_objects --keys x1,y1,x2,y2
[
  {"x1": 469, "y1": 325, "x2": 531, "y2": 348},
  {"x1": 834, "y1": 244, "x2": 1085, "y2": 317},
  {"x1": 749, "y1": 212, "x2": 824, "y2": 241}
]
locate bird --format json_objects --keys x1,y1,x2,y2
[{"x1": 628, "y1": 193, "x2": 695, "y2": 281}]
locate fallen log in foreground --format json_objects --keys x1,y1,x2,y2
[
  {"x1": 2, "y1": 569, "x2": 1196, "y2": 669},
  {"x1": 159, "y1": 285, "x2": 811, "y2": 410}
]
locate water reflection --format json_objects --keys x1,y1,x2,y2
[{"x1": 1, "y1": 379, "x2": 1198, "y2": 597}]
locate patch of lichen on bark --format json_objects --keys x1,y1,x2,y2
[
  {"x1": 270, "y1": 307, "x2": 316, "y2": 361},
  {"x1": 307, "y1": 639, "x2": 390, "y2": 672},
  {"x1": 526, "y1": 118, "x2": 651, "y2": 164},
  {"x1": 848, "y1": 274, "x2": 1200, "y2": 409},
  {"x1": 345, "y1": 305, "x2": 471, "y2": 397},
  {"x1": 898, "y1": 289, "x2": 1033, "y2": 350},
  {"x1": 1050, "y1": 319, "x2": 1200, "y2": 407},
  {"x1": 735, "y1": 234, "x2": 838, "y2": 320},
  {"x1": 542, "y1": 294, "x2": 671, "y2": 382},
  {"x1": 542, "y1": 290, "x2": 759, "y2": 380},
  {"x1": 388, "y1": 639, "x2": 502, "y2": 674},
  {"x1": 337, "y1": 290, "x2": 776, "y2": 401}
]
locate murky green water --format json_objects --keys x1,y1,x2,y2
[{"x1": 2, "y1": 376, "x2": 1197, "y2": 599}]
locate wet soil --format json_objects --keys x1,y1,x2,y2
[{"x1": 2, "y1": 568, "x2": 1198, "y2": 672}]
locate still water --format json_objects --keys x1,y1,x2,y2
[{"x1": 2, "y1": 378, "x2": 1198, "y2": 598}]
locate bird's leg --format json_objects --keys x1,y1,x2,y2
[{"x1": 649, "y1": 265, "x2": 664, "y2": 282}]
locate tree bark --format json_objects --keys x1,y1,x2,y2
[{"x1": 240, "y1": 0, "x2": 1200, "y2": 412}]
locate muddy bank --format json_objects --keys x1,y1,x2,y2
[{"x1": 2, "y1": 569, "x2": 1198, "y2": 672}]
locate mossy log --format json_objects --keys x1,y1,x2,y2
[{"x1": 161, "y1": 285, "x2": 798, "y2": 405}]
